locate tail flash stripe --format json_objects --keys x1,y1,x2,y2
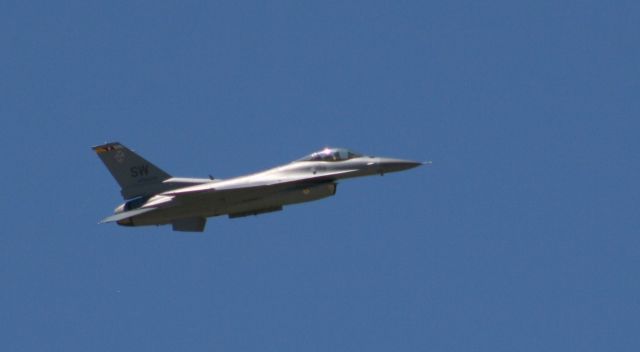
[{"x1": 93, "y1": 143, "x2": 124, "y2": 153}]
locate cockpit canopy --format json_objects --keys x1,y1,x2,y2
[{"x1": 298, "y1": 147, "x2": 363, "y2": 162}]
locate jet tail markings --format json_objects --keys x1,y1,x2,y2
[{"x1": 92, "y1": 142, "x2": 172, "y2": 199}]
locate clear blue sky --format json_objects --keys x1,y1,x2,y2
[{"x1": 2, "y1": 1, "x2": 639, "y2": 350}]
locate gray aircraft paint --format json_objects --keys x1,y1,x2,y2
[{"x1": 93, "y1": 142, "x2": 422, "y2": 232}]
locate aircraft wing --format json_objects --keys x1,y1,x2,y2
[
  {"x1": 99, "y1": 207, "x2": 157, "y2": 223},
  {"x1": 164, "y1": 169, "x2": 357, "y2": 197}
]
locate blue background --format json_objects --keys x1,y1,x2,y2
[{"x1": 2, "y1": 1, "x2": 639, "y2": 350}]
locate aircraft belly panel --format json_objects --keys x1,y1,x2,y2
[
  {"x1": 113, "y1": 181, "x2": 338, "y2": 226},
  {"x1": 224, "y1": 182, "x2": 337, "y2": 217}
]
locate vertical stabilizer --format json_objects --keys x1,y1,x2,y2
[{"x1": 92, "y1": 142, "x2": 171, "y2": 199}]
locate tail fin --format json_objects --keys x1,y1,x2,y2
[{"x1": 92, "y1": 142, "x2": 171, "y2": 199}]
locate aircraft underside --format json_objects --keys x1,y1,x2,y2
[{"x1": 117, "y1": 182, "x2": 338, "y2": 231}]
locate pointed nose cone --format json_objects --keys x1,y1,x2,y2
[{"x1": 377, "y1": 157, "x2": 423, "y2": 174}]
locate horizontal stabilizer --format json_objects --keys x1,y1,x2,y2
[{"x1": 99, "y1": 207, "x2": 157, "y2": 224}]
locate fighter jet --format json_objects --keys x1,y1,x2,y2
[{"x1": 93, "y1": 142, "x2": 422, "y2": 232}]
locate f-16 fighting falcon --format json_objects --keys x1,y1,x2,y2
[{"x1": 93, "y1": 142, "x2": 423, "y2": 232}]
